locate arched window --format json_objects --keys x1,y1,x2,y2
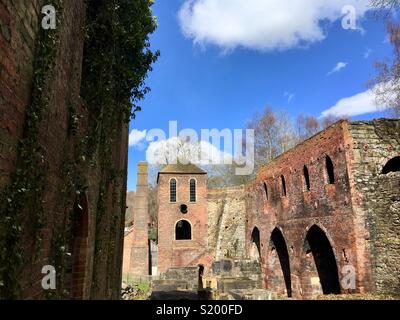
[
  {"x1": 190, "y1": 179, "x2": 196, "y2": 202},
  {"x1": 325, "y1": 156, "x2": 335, "y2": 184},
  {"x1": 175, "y1": 220, "x2": 192, "y2": 240},
  {"x1": 170, "y1": 178, "x2": 177, "y2": 203},
  {"x1": 382, "y1": 156, "x2": 400, "y2": 174},
  {"x1": 263, "y1": 182, "x2": 269, "y2": 200},
  {"x1": 303, "y1": 165, "x2": 311, "y2": 191},
  {"x1": 281, "y1": 175, "x2": 287, "y2": 197},
  {"x1": 251, "y1": 227, "x2": 261, "y2": 257}
]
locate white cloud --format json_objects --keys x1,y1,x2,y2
[
  {"x1": 327, "y1": 62, "x2": 348, "y2": 76},
  {"x1": 178, "y1": 0, "x2": 370, "y2": 52},
  {"x1": 320, "y1": 85, "x2": 389, "y2": 118},
  {"x1": 146, "y1": 136, "x2": 233, "y2": 166},
  {"x1": 364, "y1": 48, "x2": 372, "y2": 59},
  {"x1": 383, "y1": 35, "x2": 390, "y2": 44},
  {"x1": 129, "y1": 129, "x2": 147, "y2": 147},
  {"x1": 284, "y1": 92, "x2": 295, "y2": 102}
]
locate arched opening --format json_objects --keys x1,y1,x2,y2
[
  {"x1": 281, "y1": 175, "x2": 287, "y2": 196},
  {"x1": 263, "y1": 182, "x2": 269, "y2": 200},
  {"x1": 270, "y1": 228, "x2": 292, "y2": 297},
  {"x1": 303, "y1": 165, "x2": 311, "y2": 191},
  {"x1": 325, "y1": 156, "x2": 335, "y2": 184},
  {"x1": 190, "y1": 179, "x2": 196, "y2": 202},
  {"x1": 304, "y1": 225, "x2": 340, "y2": 295},
  {"x1": 175, "y1": 220, "x2": 191, "y2": 240},
  {"x1": 198, "y1": 265, "x2": 205, "y2": 290},
  {"x1": 382, "y1": 156, "x2": 400, "y2": 174},
  {"x1": 170, "y1": 178, "x2": 177, "y2": 202},
  {"x1": 251, "y1": 227, "x2": 261, "y2": 258},
  {"x1": 71, "y1": 194, "x2": 89, "y2": 299}
]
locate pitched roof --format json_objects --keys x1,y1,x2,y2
[{"x1": 159, "y1": 163, "x2": 207, "y2": 175}]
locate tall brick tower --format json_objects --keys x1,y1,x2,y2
[
  {"x1": 130, "y1": 162, "x2": 150, "y2": 276},
  {"x1": 157, "y1": 163, "x2": 208, "y2": 274}
]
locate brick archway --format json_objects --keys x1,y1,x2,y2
[
  {"x1": 71, "y1": 194, "x2": 89, "y2": 299},
  {"x1": 251, "y1": 226, "x2": 261, "y2": 257},
  {"x1": 301, "y1": 225, "x2": 341, "y2": 298},
  {"x1": 267, "y1": 228, "x2": 292, "y2": 297}
]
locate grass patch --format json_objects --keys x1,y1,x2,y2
[{"x1": 121, "y1": 277, "x2": 151, "y2": 300}]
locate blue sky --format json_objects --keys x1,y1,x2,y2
[{"x1": 127, "y1": 0, "x2": 393, "y2": 190}]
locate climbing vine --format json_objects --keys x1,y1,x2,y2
[
  {"x1": 44, "y1": 0, "x2": 158, "y2": 299},
  {"x1": 0, "y1": 0, "x2": 157, "y2": 299},
  {"x1": 80, "y1": 0, "x2": 159, "y2": 292},
  {"x1": 0, "y1": 1, "x2": 64, "y2": 299}
]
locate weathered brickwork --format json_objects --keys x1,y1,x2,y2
[
  {"x1": 0, "y1": 1, "x2": 41, "y2": 191},
  {"x1": 245, "y1": 119, "x2": 400, "y2": 299},
  {"x1": 245, "y1": 121, "x2": 359, "y2": 298},
  {"x1": 122, "y1": 227, "x2": 134, "y2": 275},
  {"x1": 153, "y1": 119, "x2": 399, "y2": 299},
  {"x1": 124, "y1": 162, "x2": 150, "y2": 276},
  {"x1": 347, "y1": 119, "x2": 400, "y2": 295},
  {"x1": 157, "y1": 166, "x2": 208, "y2": 274},
  {"x1": 0, "y1": 0, "x2": 127, "y2": 299}
]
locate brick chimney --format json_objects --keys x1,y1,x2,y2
[{"x1": 130, "y1": 161, "x2": 150, "y2": 276}]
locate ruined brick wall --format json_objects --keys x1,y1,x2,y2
[
  {"x1": 243, "y1": 119, "x2": 400, "y2": 299},
  {"x1": 122, "y1": 229, "x2": 134, "y2": 275},
  {"x1": 347, "y1": 119, "x2": 400, "y2": 295},
  {"x1": 151, "y1": 120, "x2": 399, "y2": 298},
  {"x1": 0, "y1": 0, "x2": 127, "y2": 299},
  {"x1": 157, "y1": 173, "x2": 208, "y2": 274},
  {"x1": 129, "y1": 162, "x2": 149, "y2": 276},
  {"x1": 245, "y1": 121, "x2": 362, "y2": 299},
  {"x1": 0, "y1": 1, "x2": 41, "y2": 192},
  {"x1": 207, "y1": 186, "x2": 246, "y2": 260}
]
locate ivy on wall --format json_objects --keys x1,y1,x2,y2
[
  {"x1": 0, "y1": 0, "x2": 64, "y2": 299},
  {"x1": 0, "y1": 0, "x2": 158, "y2": 300},
  {"x1": 47, "y1": 0, "x2": 159, "y2": 298},
  {"x1": 80, "y1": 0, "x2": 158, "y2": 294}
]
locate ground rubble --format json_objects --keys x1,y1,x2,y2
[{"x1": 121, "y1": 282, "x2": 150, "y2": 300}]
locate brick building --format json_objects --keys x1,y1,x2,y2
[
  {"x1": 245, "y1": 119, "x2": 400, "y2": 298},
  {"x1": 157, "y1": 163, "x2": 208, "y2": 274},
  {"x1": 0, "y1": 1, "x2": 129, "y2": 299},
  {"x1": 138, "y1": 119, "x2": 400, "y2": 299}
]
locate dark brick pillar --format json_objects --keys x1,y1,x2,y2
[{"x1": 130, "y1": 162, "x2": 149, "y2": 276}]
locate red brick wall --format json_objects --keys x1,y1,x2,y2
[
  {"x1": 0, "y1": 0, "x2": 127, "y2": 299},
  {"x1": 122, "y1": 229, "x2": 134, "y2": 275},
  {"x1": 158, "y1": 173, "x2": 208, "y2": 274},
  {"x1": 245, "y1": 121, "x2": 367, "y2": 299},
  {"x1": 130, "y1": 162, "x2": 149, "y2": 276},
  {"x1": 0, "y1": 1, "x2": 40, "y2": 191}
]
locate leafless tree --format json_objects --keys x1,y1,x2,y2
[
  {"x1": 369, "y1": 20, "x2": 400, "y2": 117},
  {"x1": 296, "y1": 114, "x2": 320, "y2": 141},
  {"x1": 321, "y1": 115, "x2": 346, "y2": 129},
  {"x1": 206, "y1": 161, "x2": 250, "y2": 188},
  {"x1": 370, "y1": 0, "x2": 400, "y2": 11},
  {"x1": 247, "y1": 106, "x2": 296, "y2": 170}
]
